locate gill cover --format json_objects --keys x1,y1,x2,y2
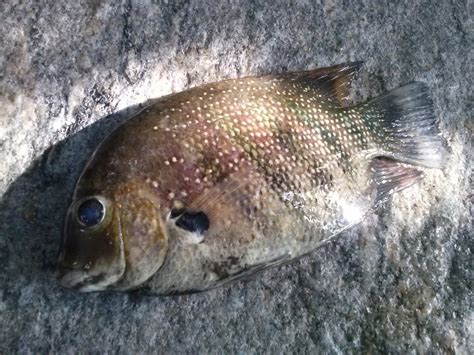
[{"x1": 114, "y1": 189, "x2": 169, "y2": 290}]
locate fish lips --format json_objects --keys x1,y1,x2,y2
[{"x1": 56, "y1": 268, "x2": 107, "y2": 292}]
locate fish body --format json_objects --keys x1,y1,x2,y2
[{"x1": 57, "y1": 63, "x2": 447, "y2": 294}]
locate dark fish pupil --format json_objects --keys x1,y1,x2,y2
[
  {"x1": 174, "y1": 210, "x2": 210, "y2": 234},
  {"x1": 77, "y1": 198, "x2": 104, "y2": 228}
]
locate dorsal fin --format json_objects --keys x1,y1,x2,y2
[{"x1": 274, "y1": 61, "x2": 363, "y2": 105}]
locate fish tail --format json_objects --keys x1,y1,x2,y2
[{"x1": 360, "y1": 82, "x2": 449, "y2": 169}]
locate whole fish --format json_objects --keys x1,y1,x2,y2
[{"x1": 56, "y1": 62, "x2": 448, "y2": 294}]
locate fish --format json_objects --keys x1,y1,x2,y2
[{"x1": 56, "y1": 62, "x2": 448, "y2": 294}]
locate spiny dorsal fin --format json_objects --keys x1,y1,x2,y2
[{"x1": 275, "y1": 61, "x2": 363, "y2": 105}]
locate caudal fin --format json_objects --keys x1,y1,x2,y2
[{"x1": 361, "y1": 82, "x2": 449, "y2": 169}]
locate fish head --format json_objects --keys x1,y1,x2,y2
[{"x1": 57, "y1": 182, "x2": 168, "y2": 292}]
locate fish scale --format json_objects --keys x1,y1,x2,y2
[
  {"x1": 57, "y1": 62, "x2": 449, "y2": 294},
  {"x1": 178, "y1": 81, "x2": 364, "y2": 199}
]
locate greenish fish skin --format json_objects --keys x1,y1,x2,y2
[{"x1": 56, "y1": 62, "x2": 448, "y2": 294}]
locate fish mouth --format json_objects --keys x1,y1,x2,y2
[{"x1": 56, "y1": 267, "x2": 109, "y2": 292}]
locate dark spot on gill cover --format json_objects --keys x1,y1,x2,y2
[
  {"x1": 170, "y1": 208, "x2": 185, "y2": 219},
  {"x1": 174, "y1": 210, "x2": 210, "y2": 234}
]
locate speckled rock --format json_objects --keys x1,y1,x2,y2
[{"x1": 0, "y1": 0, "x2": 472, "y2": 353}]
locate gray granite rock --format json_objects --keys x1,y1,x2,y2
[{"x1": 0, "y1": 0, "x2": 472, "y2": 353}]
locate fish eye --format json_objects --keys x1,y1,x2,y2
[{"x1": 76, "y1": 197, "x2": 105, "y2": 228}]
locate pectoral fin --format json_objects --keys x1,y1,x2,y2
[{"x1": 212, "y1": 254, "x2": 292, "y2": 287}]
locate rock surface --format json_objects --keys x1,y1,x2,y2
[{"x1": 0, "y1": 0, "x2": 472, "y2": 353}]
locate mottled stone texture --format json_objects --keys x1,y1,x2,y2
[{"x1": 0, "y1": 0, "x2": 472, "y2": 353}]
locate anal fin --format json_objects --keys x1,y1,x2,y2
[{"x1": 371, "y1": 157, "x2": 424, "y2": 202}]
